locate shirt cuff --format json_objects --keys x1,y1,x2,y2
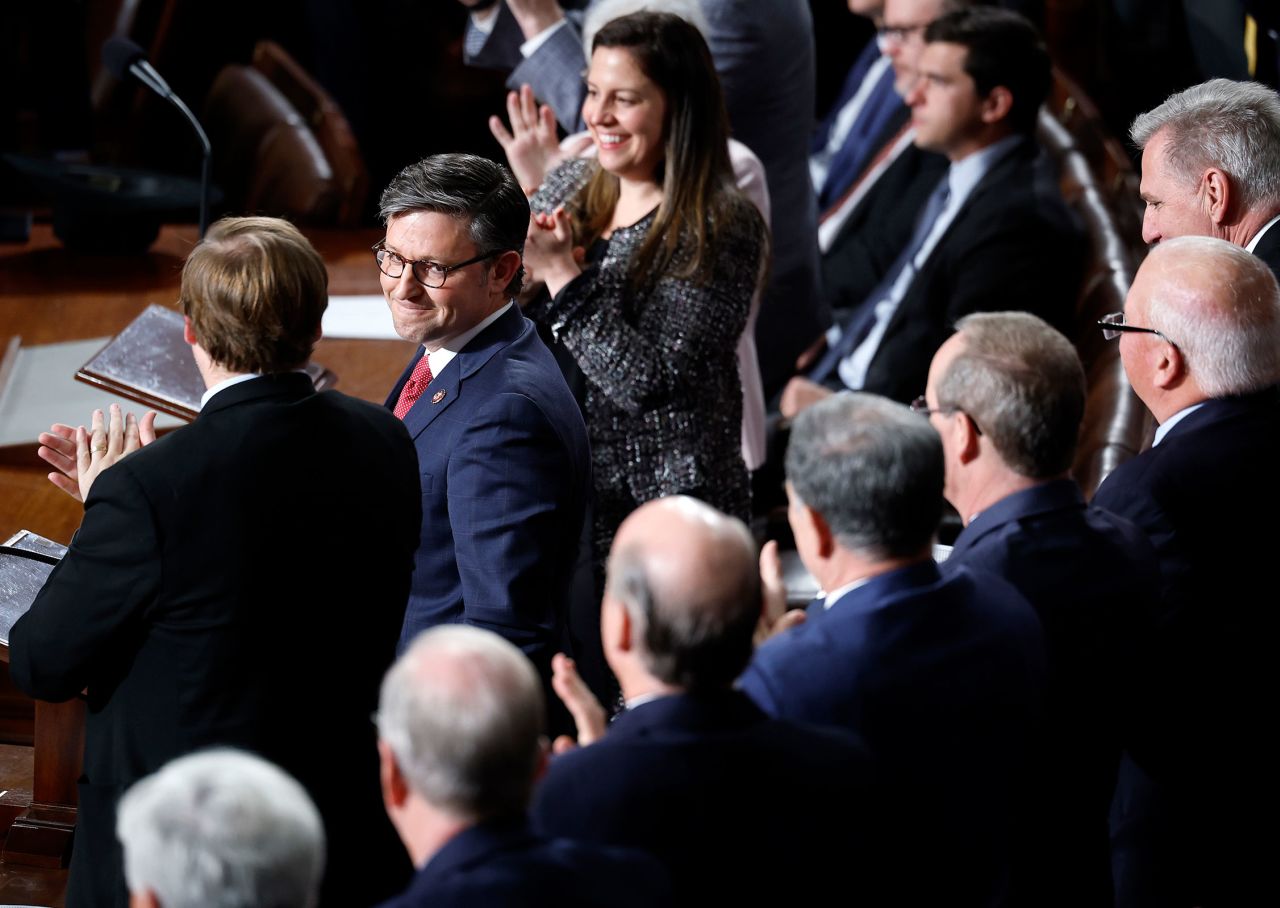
[{"x1": 521, "y1": 19, "x2": 567, "y2": 58}]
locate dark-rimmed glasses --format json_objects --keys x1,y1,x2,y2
[
  {"x1": 1097, "y1": 311, "x2": 1176, "y2": 345},
  {"x1": 910, "y1": 396, "x2": 984, "y2": 436},
  {"x1": 374, "y1": 242, "x2": 499, "y2": 289}
]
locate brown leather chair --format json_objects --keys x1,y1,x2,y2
[
  {"x1": 202, "y1": 63, "x2": 341, "y2": 224},
  {"x1": 251, "y1": 41, "x2": 369, "y2": 226}
]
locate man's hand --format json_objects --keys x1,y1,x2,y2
[
  {"x1": 39, "y1": 405, "x2": 156, "y2": 503},
  {"x1": 779, "y1": 377, "x2": 834, "y2": 420},
  {"x1": 550, "y1": 652, "x2": 606, "y2": 754},
  {"x1": 490, "y1": 84, "x2": 564, "y2": 193},
  {"x1": 794, "y1": 334, "x2": 828, "y2": 372},
  {"x1": 754, "y1": 540, "x2": 806, "y2": 646},
  {"x1": 507, "y1": 0, "x2": 565, "y2": 41}
]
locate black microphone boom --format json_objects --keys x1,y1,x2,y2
[{"x1": 103, "y1": 36, "x2": 213, "y2": 236}]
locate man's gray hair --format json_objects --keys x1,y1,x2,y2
[
  {"x1": 375, "y1": 625, "x2": 544, "y2": 821},
  {"x1": 1130, "y1": 79, "x2": 1280, "y2": 215},
  {"x1": 937, "y1": 312, "x2": 1085, "y2": 479},
  {"x1": 1141, "y1": 236, "x2": 1280, "y2": 397},
  {"x1": 786, "y1": 392, "x2": 944, "y2": 558},
  {"x1": 379, "y1": 153, "x2": 529, "y2": 295},
  {"x1": 116, "y1": 749, "x2": 324, "y2": 908},
  {"x1": 606, "y1": 503, "x2": 760, "y2": 690}
]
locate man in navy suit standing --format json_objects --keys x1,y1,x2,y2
[
  {"x1": 532, "y1": 496, "x2": 873, "y2": 906},
  {"x1": 923, "y1": 311, "x2": 1159, "y2": 907},
  {"x1": 1092, "y1": 236, "x2": 1280, "y2": 907},
  {"x1": 738, "y1": 391, "x2": 1046, "y2": 907},
  {"x1": 378, "y1": 154, "x2": 589, "y2": 678}
]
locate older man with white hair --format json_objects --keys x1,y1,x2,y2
[
  {"x1": 1093, "y1": 235, "x2": 1280, "y2": 907},
  {"x1": 116, "y1": 749, "x2": 325, "y2": 908},
  {"x1": 373, "y1": 625, "x2": 666, "y2": 907},
  {"x1": 1131, "y1": 78, "x2": 1280, "y2": 277}
]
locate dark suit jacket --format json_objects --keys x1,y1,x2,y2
[
  {"x1": 385, "y1": 305, "x2": 589, "y2": 677},
  {"x1": 1252, "y1": 219, "x2": 1280, "y2": 280},
  {"x1": 818, "y1": 138, "x2": 1085, "y2": 404},
  {"x1": 531, "y1": 689, "x2": 873, "y2": 907},
  {"x1": 943, "y1": 479, "x2": 1159, "y2": 907},
  {"x1": 9, "y1": 374, "x2": 423, "y2": 908},
  {"x1": 375, "y1": 816, "x2": 668, "y2": 908},
  {"x1": 739, "y1": 560, "x2": 1046, "y2": 907}
]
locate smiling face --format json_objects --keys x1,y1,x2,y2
[
  {"x1": 379, "y1": 211, "x2": 508, "y2": 351},
  {"x1": 1139, "y1": 128, "x2": 1217, "y2": 245},
  {"x1": 582, "y1": 45, "x2": 668, "y2": 185}
]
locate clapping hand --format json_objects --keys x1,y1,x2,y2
[
  {"x1": 490, "y1": 84, "x2": 564, "y2": 193},
  {"x1": 754, "y1": 540, "x2": 807, "y2": 646},
  {"x1": 38, "y1": 404, "x2": 157, "y2": 503},
  {"x1": 550, "y1": 652, "x2": 607, "y2": 754}
]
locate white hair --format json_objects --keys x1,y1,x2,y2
[
  {"x1": 582, "y1": 0, "x2": 710, "y2": 53},
  {"x1": 1130, "y1": 79, "x2": 1280, "y2": 215},
  {"x1": 375, "y1": 626, "x2": 544, "y2": 820},
  {"x1": 1142, "y1": 236, "x2": 1280, "y2": 396},
  {"x1": 116, "y1": 749, "x2": 324, "y2": 908}
]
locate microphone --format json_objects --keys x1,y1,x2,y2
[{"x1": 102, "y1": 36, "x2": 212, "y2": 236}]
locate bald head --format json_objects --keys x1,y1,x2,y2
[
  {"x1": 1125, "y1": 236, "x2": 1280, "y2": 406},
  {"x1": 376, "y1": 626, "x2": 544, "y2": 820},
  {"x1": 606, "y1": 497, "x2": 761, "y2": 691}
]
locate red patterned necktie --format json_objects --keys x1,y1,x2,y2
[{"x1": 393, "y1": 355, "x2": 433, "y2": 419}]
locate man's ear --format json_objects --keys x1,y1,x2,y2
[
  {"x1": 1202, "y1": 168, "x2": 1231, "y2": 226},
  {"x1": 1150, "y1": 340, "x2": 1188, "y2": 391},
  {"x1": 489, "y1": 250, "x2": 522, "y2": 292},
  {"x1": 980, "y1": 85, "x2": 1014, "y2": 125},
  {"x1": 805, "y1": 503, "x2": 837, "y2": 560},
  {"x1": 954, "y1": 410, "x2": 982, "y2": 465},
  {"x1": 182, "y1": 316, "x2": 198, "y2": 347},
  {"x1": 378, "y1": 739, "x2": 409, "y2": 810}
]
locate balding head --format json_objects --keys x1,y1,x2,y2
[
  {"x1": 1122, "y1": 236, "x2": 1280, "y2": 417},
  {"x1": 376, "y1": 626, "x2": 544, "y2": 822},
  {"x1": 605, "y1": 497, "x2": 761, "y2": 691}
]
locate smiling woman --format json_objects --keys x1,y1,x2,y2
[{"x1": 521, "y1": 11, "x2": 768, "y2": 568}]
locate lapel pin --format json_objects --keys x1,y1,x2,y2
[{"x1": 432, "y1": 390, "x2": 447, "y2": 404}]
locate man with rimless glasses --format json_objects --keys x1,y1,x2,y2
[
  {"x1": 375, "y1": 154, "x2": 589, "y2": 704},
  {"x1": 1092, "y1": 235, "x2": 1280, "y2": 907}
]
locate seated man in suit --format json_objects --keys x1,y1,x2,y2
[
  {"x1": 377, "y1": 153, "x2": 589, "y2": 683},
  {"x1": 373, "y1": 625, "x2": 667, "y2": 907},
  {"x1": 739, "y1": 391, "x2": 1046, "y2": 907},
  {"x1": 923, "y1": 311, "x2": 1159, "y2": 907},
  {"x1": 116, "y1": 750, "x2": 324, "y2": 908},
  {"x1": 1130, "y1": 79, "x2": 1280, "y2": 277},
  {"x1": 11, "y1": 217, "x2": 423, "y2": 907},
  {"x1": 531, "y1": 496, "x2": 873, "y2": 907},
  {"x1": 780, "y1": 5, "x2": 1083, "y2": 414},
  {"x1": 1092, "y1": 236, "x2": 1280, "y2": 907}
]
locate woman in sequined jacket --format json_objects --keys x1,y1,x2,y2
[{"x1": 522, "y1": 11, "x2": 768, "y2": 563}]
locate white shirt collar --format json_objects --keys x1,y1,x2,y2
[
  {"x1": 1246, "y1": 213, "x2": 1280, "y2": 253},
  {"x1": 1152, "y1": 402, "x2": 1206, "y2": 446},
  {"x1": 200, "y1": 372, "x2": 260, "y2": 409},
  {"x1": 424, "y1": 301, "x2": 513, "y2": 381},
  {"x1": 822, "y1": 575, "x2": 872, "y2": 610}
]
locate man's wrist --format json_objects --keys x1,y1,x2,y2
[{"x1": 513, "y1": 6, "x2": 565, "y2": 43}]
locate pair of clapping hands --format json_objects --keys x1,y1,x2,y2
[
  {"x1": 549, "y1": 540, "x2": 807, "y2": 753},
  {"x1": 38, "y1": 404, "x2": 157, "y2": 503}
]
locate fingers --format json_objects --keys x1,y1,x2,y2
[
  {"x1": 775, "y1": 609, "x2": 807, "y2": 635},
  {"x1": 552, "y1": 734, "x2": 579, "y2": 755},
  {"x1": 550, "y1": 205, "x2": 572, "y2": 243},
  {"x1": 89, "y1": 408, "x2": 106, "y2": 461},
  {"x1": 139, "y1": 410, "x2": 158, "y2": 446},
  {"x1": 519, "y1": 83, "x2": 538, "y2": 129},
  {"x1": 46, "y1": 471, "x2": 82, "y2": 501},
  {"x1": 106, "y1": 403, "x2": 125, "y2": 457},
  {"x1": 489, "y1": 113, "x2": 514, "y2": 148},
  {"x1": 759, "y1": 539, "x2": 787, "y2": 625},
  {"x1": 124, "y1": 411, "x2": 139, "y2": 453},
  {"x1": 551, "y1": 653, "x2": 606, "y2": 746},
  {"x1": 537, "y1": 101, "x2": 558, "y2": 140}
]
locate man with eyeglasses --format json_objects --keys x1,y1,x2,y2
[
  {"x1": 1091, "y1": 235, "x2": 1280, "y2": 908},
  {"x1": 921, "y1": 311, "x2": 1158, "y2": 907},
  {"x1": 376, "y1": 154, "x2": 589, "y2": 700}
]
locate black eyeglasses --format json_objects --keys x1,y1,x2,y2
[
  {"x1": 879, "y1": 21, "x2": 931, "y2": 42},
  {"x1": 1097, "y1": 311, "x2": 1177, "y2": 345},
  {"x1": 373, "y1": 243, "x2": 499, "y2": 289},
  {"x1": 910, "y1": 396, "x2": 984, "y2": 435}
]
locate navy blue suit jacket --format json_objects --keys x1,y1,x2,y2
[
  {"x1": 531, "y1": 689, "x2": 873, "y2": 906},
  {"x1": 1253, "y1": 221, "x2": 1280, "y2": 281},
  {"x1": 376, "y1": 816, "x2": 668, "y2": 908},
  {"x1": 944, "y1": 479, "x2": 1159, "y2": 907},
  {"x1": 386, "y1": 305, "x2": 590, "y2": 673},
  {"x1": 739, "y1": 560, "x2": 1046, "y2": 907}
]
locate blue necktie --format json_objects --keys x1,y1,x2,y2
[{"x1": 810, "y1": 173, "x2": 952, "y2": 386}]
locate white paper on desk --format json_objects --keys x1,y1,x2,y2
[
  {"x1": 322, "y1": 295, "x2": 399, "y2": 339},
  {"x1": 0, "y1": 338, "x2": 184, "y2": 448}
]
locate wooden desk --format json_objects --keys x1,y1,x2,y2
[{"x1": 0, "y1": 223, "x2": 417, "y2": 545}]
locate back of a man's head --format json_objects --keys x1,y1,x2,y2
[
  {"x1": 376, "y1": 625, "x2": 544, "y2": 822},
  {"x1": 379, "y1": 153, "x2": 529, "y2": 296},
  {"x1": 116, "y1": 749, "x2": 325, "y2": 908},
  {"x1": 937, "y1": 312, "x2": 1085, "y2": 479},
  {"x1": 924, "y1": 5, "x2": 1049, "y2": 135},
  {"x1": 1135, "y1": 236, "x2": 1280, "y2": 398},
  {"x1": 180, "y1": 216, "x2": 328, "y2": 374},
  {"x1": 606, "y1": 496, "x2": 761, "y2": 691},
  {"x1": 1130, "y1": 79, "x2": 1280, "y2": 217},
  {"x1": 786, "y1": 392, "x2": 944, "y2": 558}
]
